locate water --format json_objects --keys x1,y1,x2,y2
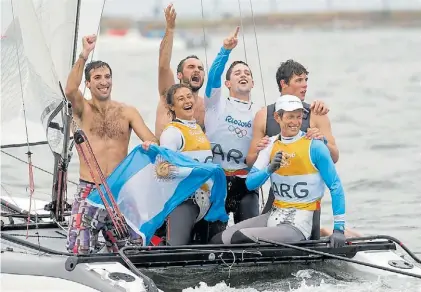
[{"x1": 1, "y1": 27, "x2": 421, "y2": 291}]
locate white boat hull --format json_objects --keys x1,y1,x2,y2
[
  {"x1": 349, "y1": 248, "x2": 421, "y2": 279},
  {"x1": 0, "y1": 251, "x2": 152, "y2": 292},
  {"x1": 1, "y1": 196, "x2": 420, "y2": 289}
]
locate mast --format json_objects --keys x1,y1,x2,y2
[
  {"x1": 71, "y1": 0, "x2": 82, "y2": 66},
  {"x1": 46, "y1": 0, "x2": 82, "y2": 222}
]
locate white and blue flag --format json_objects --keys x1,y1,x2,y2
[{"x1": 87, "y1": 144, "x2": 229, "y2": 245}]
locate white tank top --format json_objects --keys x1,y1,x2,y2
[{"x1": 205, "y1": 96, "x2": 257, "y2": 177}]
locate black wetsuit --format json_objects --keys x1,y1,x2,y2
[{"x1": 155, "y1": 198, "x2": 223, "y2": 246}]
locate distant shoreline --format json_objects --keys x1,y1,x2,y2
[{"x1": 101, "y1": 10, "x2": 421, "y2": 32}]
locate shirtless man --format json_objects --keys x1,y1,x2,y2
[
  {"x1": 156, "y1": 3, "x2": 206, "y2": 138},
  {"x1": 65, "y1": 34, "x2": 158, "y2": 254}
]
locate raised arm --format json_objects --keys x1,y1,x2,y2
[
  {"x1": 204, "y1": 27, "x2": 239, "y2": 106},
  {"x1": 64, "y1": 35, "x2": 96, "y2": 118},
  {"x1": 310, "y1": 140, "x2": 345, "y2": 232},
  {"x1": 127, "y1": 106, "x2": 159, "y2": 144},
  {"x1": 158, "y1": 4, "x2": 177, "y2": 98}
]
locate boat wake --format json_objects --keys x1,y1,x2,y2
[{"x1": 183, "y1": 272, "x2": 421, "y2": 292}]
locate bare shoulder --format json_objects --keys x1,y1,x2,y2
[
  {"x1": 253, "y1": 106, "x2": 267, "y2": 125},
  {"x1": 256, "y1": 105, "x2": 267, "y2": 116},
  {"x1": 115, "y1": 102, "x2": 137, "y2": 114},
  {"x1": 195, "y1": 94, "x2": 205, "y2": 105}
]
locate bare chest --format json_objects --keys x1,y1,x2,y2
[
  {"x1": 194, "y1": 98, "x2": 205, "y2": 126},
  {"x1": 83, "y1": 106, "x2": 130, "y2": 140}
]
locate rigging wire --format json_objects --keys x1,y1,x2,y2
[
  {"x1": 248, "y1": 0, "x2": 267, "y2": 106},
  {"x1": 81, "y1": 0, "x2": 107, "y2": 98},
  {"x1": 10, "y1": 0, "x2": 36, "y2": 236},
  {"x1": 1, "y1": 150, "x2": 78, "y2": 186},
  {"x1": 238, "y1": 0, "x2": 269, "y2": 210},
  {"x1": 236, "y1": 0, "x2": 248, "y2": 63},
  {"x1": 199, "y1": 0, "x2": 209, "y2": 75}
]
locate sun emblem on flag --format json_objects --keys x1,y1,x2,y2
[{"x1": 154, "y1": 155, "x2": 178, "y2": 181}]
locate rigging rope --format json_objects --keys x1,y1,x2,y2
[{"x1": 10, "y1": 0, "x2": 36, "y2": 237}]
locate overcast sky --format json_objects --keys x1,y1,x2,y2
[{"x1": 102, "y1": 0, "x2": 421, "y2": 19}]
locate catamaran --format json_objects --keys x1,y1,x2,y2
[{"x1": 1, "y1": 1, "x2": 421, "y2": 292}]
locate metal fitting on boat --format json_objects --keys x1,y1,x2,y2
[{"x1": 65, "y1": 256, "x2": 79, "y2": 271}]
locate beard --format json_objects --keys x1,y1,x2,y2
[{"x1": 181, "y1": 76, "x2": 203, "y2": 93}]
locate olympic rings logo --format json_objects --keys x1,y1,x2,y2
[{"x1": 228, "y1": 125, "x2": 247, "y2": 138}]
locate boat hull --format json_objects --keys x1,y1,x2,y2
[
  {"x1": 2, "y1": 197, "x2": 421, "y2": 290},
  {"x1": 0, "y1": 251, "x2": 151, "y2": 292},
  {"x1": 348, "y1": 249, "x2": 421, "y2": 279}
]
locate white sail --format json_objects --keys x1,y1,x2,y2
[
  {"x1": 33, "y1": 0, "x2": 104, "y2": 89},
  {"x1": 32, "y1": 0, "x2": 79, "y2": 87},
  {"x1": 1, "y1": 0, "x2": 104, "y2": 201},
  {"x1": 1, "y1": 0, "x2": 104, "y2": 147},
  {"x1": 1, "y1": 0, "x2": 63, "y2": 150}
]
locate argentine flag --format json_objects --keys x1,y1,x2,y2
[{"x1": 87, "y1": 144, "x2": 229, "y2": 245}]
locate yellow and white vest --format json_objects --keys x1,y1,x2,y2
[
  {"x1": 268, "y1": 136, "x2": 325, "y2": 238},
  {"x1": 164, "y1": 121, "x2": 213, "y2": 222}
]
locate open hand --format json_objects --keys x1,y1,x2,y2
[
  {"x1": 164, "y1": 3, "x2": 176, "y2": 29},
  {"x1": 223, "y1": 26, "x2": 240, "y2": 50},
  {"x1": 257, "y1": 135, "x2": 270, "y2": 151},
  {"x1": 310, "y1": 100, "x2": 329, "y2": 115}
]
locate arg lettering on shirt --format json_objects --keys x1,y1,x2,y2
[
  {"x1": 192, "y1": 156, "x2": 214, "y2": 163},
  {"x1": 272, "y1": 182, "x2": 309, "y2": 199},
  {"x1": 212, "y1": 144, "x2": 246, "y2": 165}
]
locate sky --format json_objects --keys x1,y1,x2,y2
[{"x1": 102, "y1": 0, "x2": 421, "y2": 20}]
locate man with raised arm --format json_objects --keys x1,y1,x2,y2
[
  {"x1": 204, "y1": 27, "x2": 260, "y2": 225},
  {"x1": 156, "y1": 3, "x2": 206, "y2": 139},
  {"x1": 64, "y1": 34, "x2": 158, "y2": 254}
]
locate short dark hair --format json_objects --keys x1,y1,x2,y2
[
  {"x1": 85, "y1": 61, "x2": 112, "y2": 81},
  {"x1": 225, "y1": 60, "x2": 252, "y2": 80},
  {"x1": 275, "y1": 60, "x2": 308, "y2": 92},
  {"x1": 165, "y1": 83, "x2": 192, "y2": 120},
  {"x1": 176, "y1": 55, "x2": 200, "y2": 74}
]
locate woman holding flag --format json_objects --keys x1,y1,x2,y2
[{"x1": 155, "y1": 83, "x2": 225, "y2": 245}]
